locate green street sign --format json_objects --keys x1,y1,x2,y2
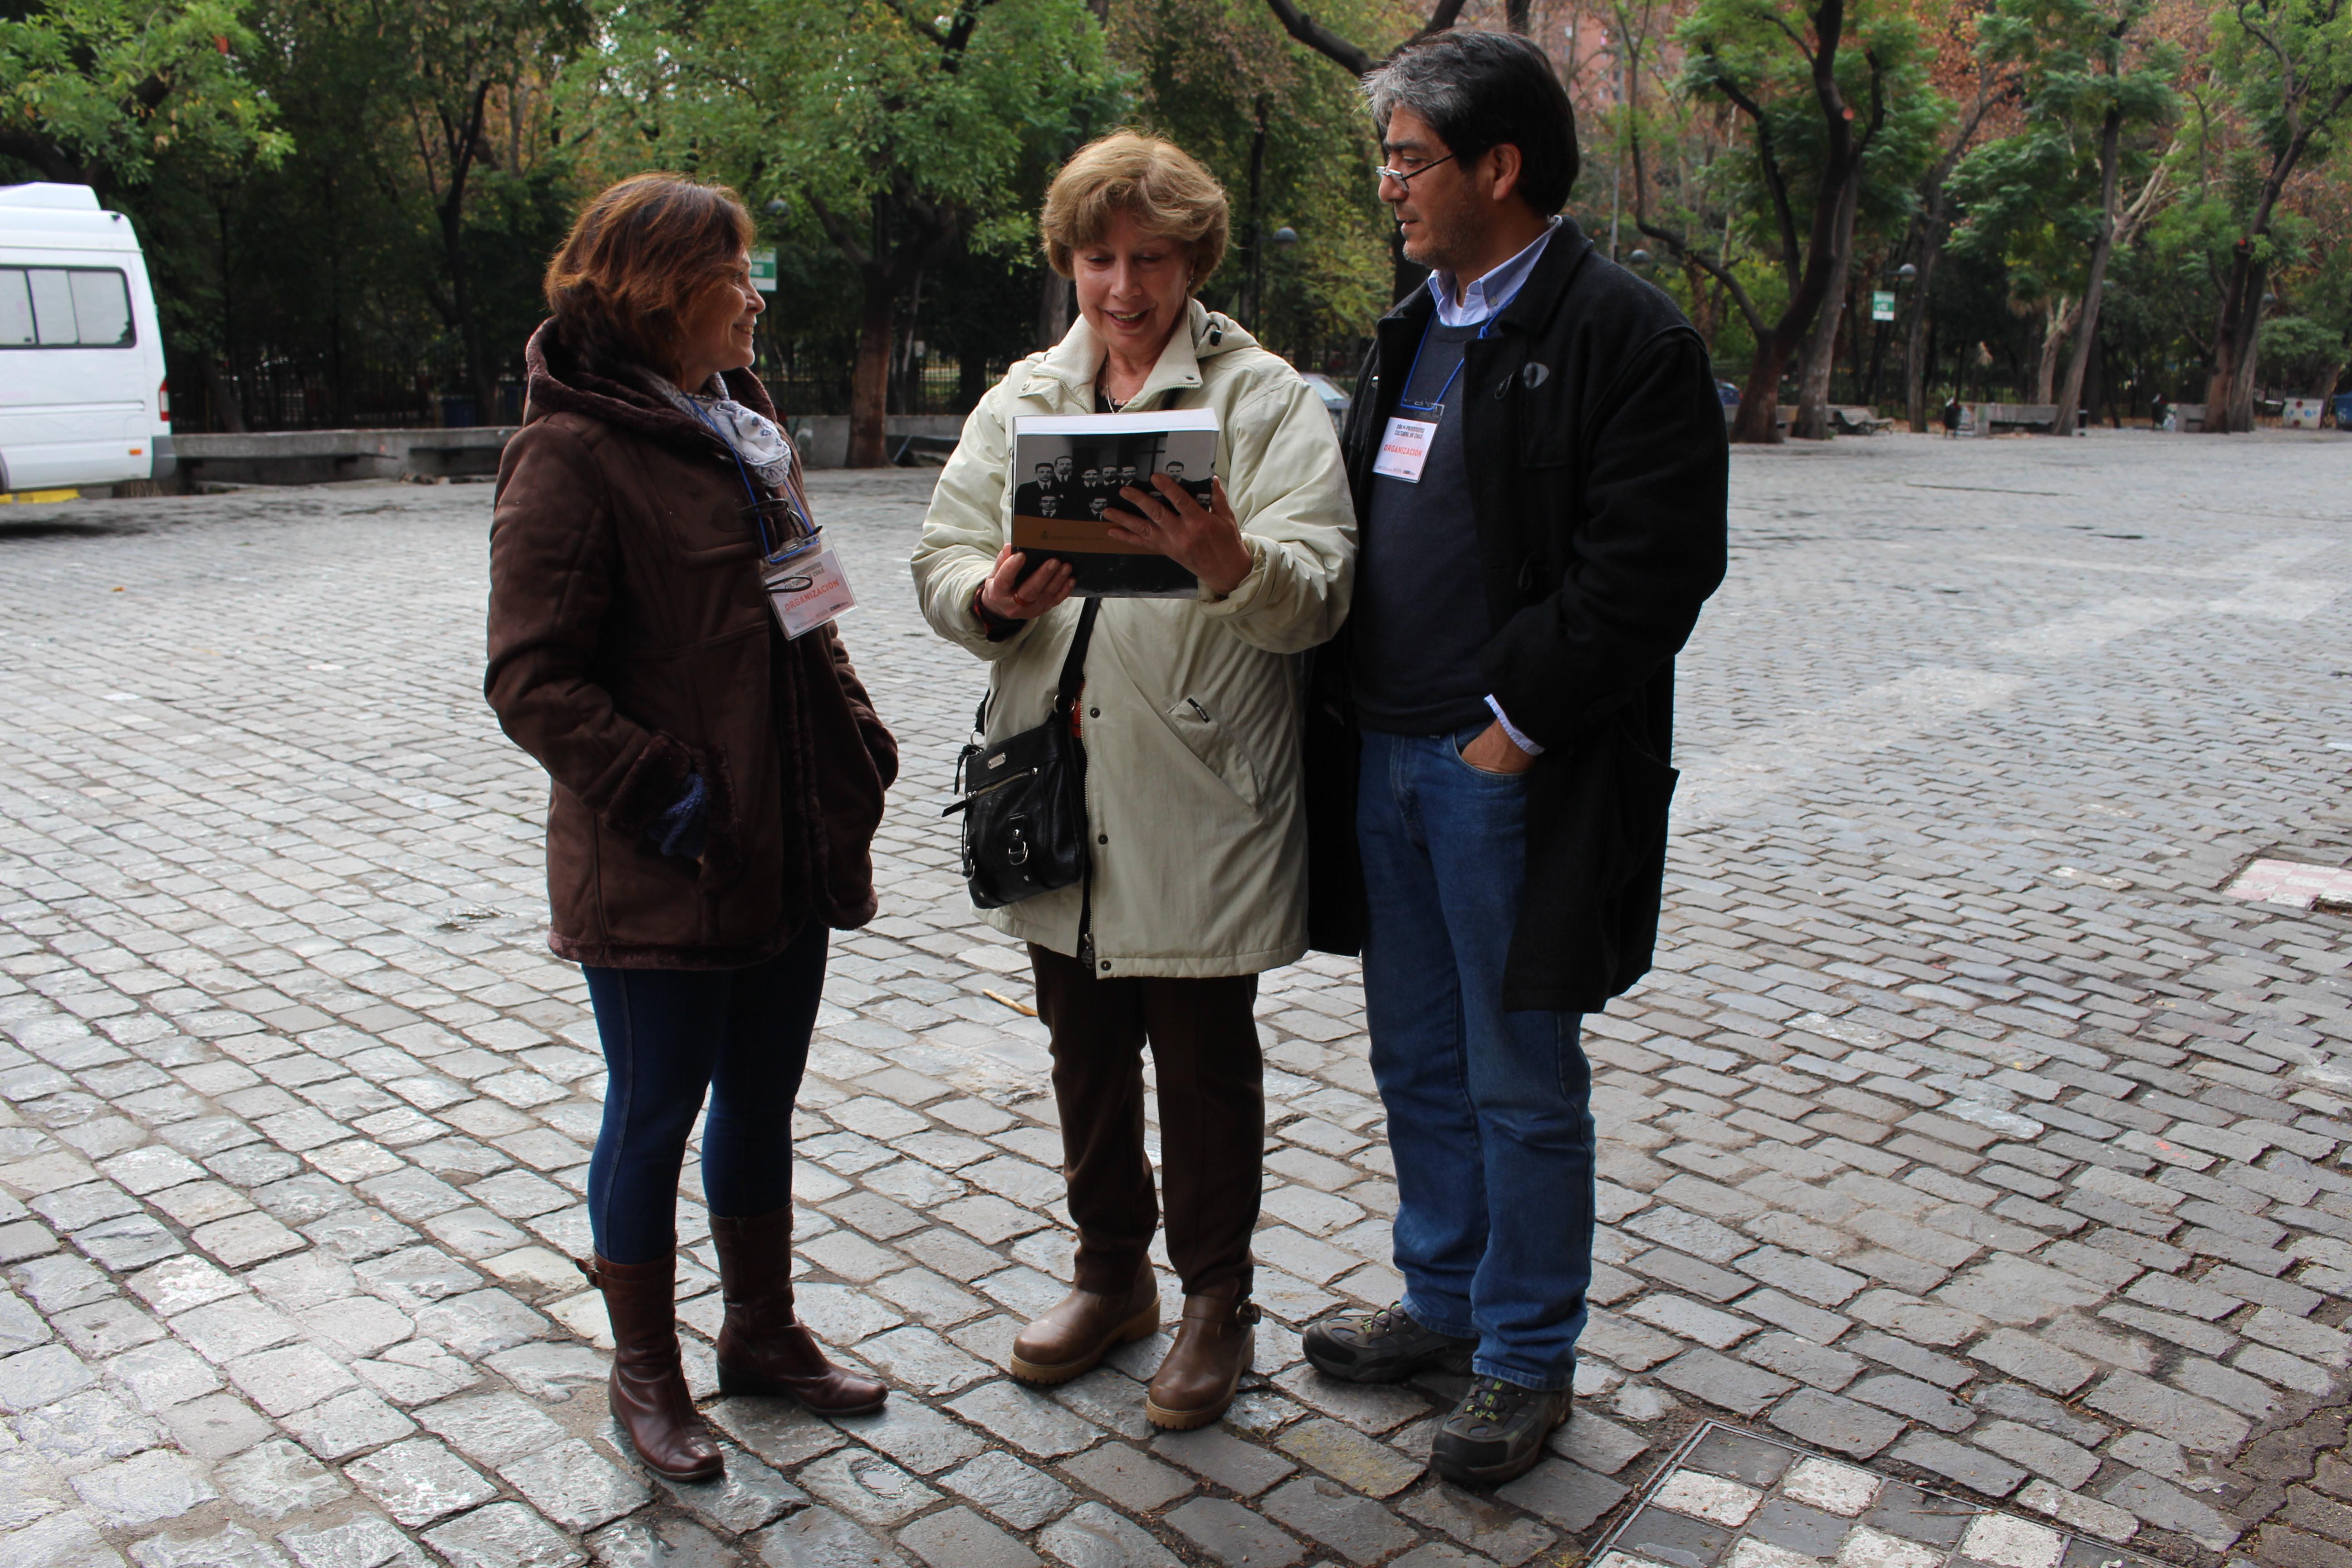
[
  {"x1": 750, "y1": 248, "x2": 777, "y2": 294},
  {"x1": 1871, "y1": 289, "x2": 1896, "y2": 322}
]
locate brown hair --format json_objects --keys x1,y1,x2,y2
[
  {"x1": 544, "y1": 173, "x2": 755, "y2": 375},
  {"x1": 1039, "y1": 132, "x2": 1229, "y2": 287}
]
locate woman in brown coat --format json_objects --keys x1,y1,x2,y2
[{"x1": 485, "y1": 173, "x2": 895, "y2": 1480}]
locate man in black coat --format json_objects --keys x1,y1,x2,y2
[{"x1": 1298, "y1": 30, "x2": 1726, "y2": 1485}]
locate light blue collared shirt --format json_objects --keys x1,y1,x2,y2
[
  {"x1": 1424, "y1": 218, "x2": 1563, "y2": 756},
  {"x1": 1430, "y1": 217, "x2": 1562, "y2": 328}
]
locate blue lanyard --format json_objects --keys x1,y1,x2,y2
[
  {"x1": 685, "y1": 397, "x2": 816, "y2": 564},
  {"x1": 1395, "y1": 316, "x2": 1492, "y2": 416}
]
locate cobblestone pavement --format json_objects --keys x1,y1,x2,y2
[{"x1": 0, "y1": 430, "x2": 2345, "y2": 1568}]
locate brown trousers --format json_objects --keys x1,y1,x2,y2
[{"x1": 1029, "y1": 945, "x2": 1263, "y2": 1298}]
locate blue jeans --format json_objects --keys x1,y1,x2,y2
[
  {"x1": 580, "y1": 925, "x2": 826, "y2": 1264},
  {"x1": 1356, "y1": 724, "x2": 1596, "y2": 1391}
]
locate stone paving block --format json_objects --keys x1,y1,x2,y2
[
  {"x1": 898, "y1": 1506, "x2": 1040, "y2": 1568},
  {"x1": 1055, "y1": 1442, "x2": 1192, "y2": 1513},
  {"x1": 657, "y1": 1446, "x2": 808, "y2": 1535},
  {"x1": 1036, "y1": 1501, "x2": 1181, "y2": 1568},
  {"x1": 1969, "y1": 1328, "x2": 2095, "y2": 1396},
  {"x1": 1884, "y1": 1431, "x2": 2026, "y2": 1498},
  {"x1": 2098, "y1": 1469, "x2": 2239, "y2": 1549},
  {"x1": 801, "y1": 1449, "x2": 945, "y2": 1528},
  {"x1": 130, "y1": 1522, "x2": 293, "y2": 1568},
  {"x1": 937, "y1": 1449, "x2": 1071, "y2": 1531},
  {"x1": 0, "y1": 1509, "x2": 126, "y2": 1568},
  {"x1": 69, "y1": 1446, "x2": 216, "y2": 1526},
  {"x1": 1151, "y1": 1424, "x2": 1297, "y2": 1496},
  {"x1": 947, "y1": 1380, "x2": 1101, "y2": 1462},
  {"x1": 1609, "y1": 1504, "x2": 1734, "y2": 1568},
  {"x1": 1494, "y1": 1457, "x2": 1627, "y2": 1533},
  {"x1": 754, "y1": 1505, "x2": 911, "y2": 1568},
  {"x1": 2082, "y1": 1370, "x2": 2251, "y2": 1453},
  {"x1": 0, "y1": 1342, "x2": 95, "y2": 1410},
  {"x1": 708, "y1": 1399, "x2": 848, "y2": 1471},
  {"x1": 284, "y1": 1388, "x2": 416, "y2": 1460},
  {"x1": 1166, "y1": 1497, "x2": 1306, "y2": 1568},
  {"x1": 1396, "y1": 1485, "x2": 1554, "y2": 1567},
  {"x1": 423, "y1": 1502, "x2": 587, "y2": 1568},
  {"x1": 278, "y1": 1513, "x2": 435, "y2": 1568},
  {"x1": 500, "y1": 1437, "x2": 650, "y2": 1531},
  {"x1": 230, "y1": 1342, "x2": 359, "y2": 1416},
  {"x1": 161, "y1": 1390, "x2": 275, "y2": 1460},
  {"x1": 1274, "y1": 1416, "x2": 1423, "y2": 1498},
  {"x1": 588, "y1": 1514, "x2": 745, "y2": 1568},
  {"x1": 15, "y1": 1385, "x2": 166, "y2": 1472},
  {"x1": 1651, "y1": 1348, "x2": 1793, "y2": 1417},
  {"x1": 1971, "y1": 1419, "x2": 2099, "y2": 1493}
]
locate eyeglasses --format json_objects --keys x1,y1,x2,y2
[{"x1": 1376, "y1": 153, "x2": 1456, "y2": 188}]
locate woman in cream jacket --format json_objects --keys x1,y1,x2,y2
[{"x1": 912, "y1": 132, "x2": 1353, "y2": 1430}]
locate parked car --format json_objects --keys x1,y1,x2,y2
[
  {"x1": 0, "y1": 182, "x2": 174, "y2": 493},
  {"x1": 1298, "y1": 372, "x2": 1350, "y2": 429}
]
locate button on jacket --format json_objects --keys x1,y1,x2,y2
[{"x1": 912, "y1": 303, "x2": 1355, "y2": 977}]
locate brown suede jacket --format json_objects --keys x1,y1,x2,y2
[{"x1": 485, "y1": 321, "x2": 897, "y2": 969}]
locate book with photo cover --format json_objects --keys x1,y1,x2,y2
[{"x1": 1009, "y1": 408, "x2": 1220, "y2": 598}]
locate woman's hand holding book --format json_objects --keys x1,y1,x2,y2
[{"x1": 1104, "y1": 475, "x2": 1252, "y2": 598}]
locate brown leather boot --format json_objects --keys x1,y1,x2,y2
[
  {"x1": 1009, "y1": 1265, "x2": 1160, "y2": 1386},
  {"x1": 1145, "y1": 1287, "x2": 1260, "y2": 1431},
  {"x1": 708, "y1": 1208, "x2": 886, "y2": 1414},
  {"x1": 582, "y1": 1253, "x2": 721, "y2": 1482}
]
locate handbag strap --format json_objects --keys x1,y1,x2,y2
[{"x1": 1052, "y1": 597, "x2": 1102, "y2": 717}]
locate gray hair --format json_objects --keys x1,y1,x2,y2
[{"x1": 1361, "y1": 31, "x2": 1580, "y2": 212}]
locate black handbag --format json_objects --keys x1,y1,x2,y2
[{"x1": 945, "y1": 598, "x2": 1101, "y2": 911}]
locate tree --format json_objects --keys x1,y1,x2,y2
[
  {"x1": 1671, "y1": 0, "x2": 1928, "y2": 440},
  {"x1": 588, "y1": 0, "x2": 1120, "y2": 466},
  {"x1": 347, "y1": 0, "x2": 590, "y2": 420},
  {"x1": 0, "y1": 0, "x2": 287, "y2": 196},
  {"x1": 1969, "y1": 0, "x2": 2175, "y2": 433},
  {"x1": 2199, "y1": 0, "x2": 2352, "y2": 431}
]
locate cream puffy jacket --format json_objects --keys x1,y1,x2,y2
[{"x1": 911, "y1": 303, "x2": 1356, "y2": 977}]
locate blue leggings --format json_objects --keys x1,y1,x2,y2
[{"x1": 580, "y1": 925, "x2": 825, "y2": 1264}]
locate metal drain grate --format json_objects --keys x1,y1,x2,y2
[{"x1": 1591, "y1": 1421, "x2": 2168, "y2": 1568}]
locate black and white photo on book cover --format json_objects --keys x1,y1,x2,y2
[{"x1": 1009, "y1": 408, "x2": 1220, "y2": 597}]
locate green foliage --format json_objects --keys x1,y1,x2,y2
[
  {"x1": 1950, "y1": 0, "x2": 2176, "y2": 307},
  {"x1": 1110, "y1": 0, "x2": 1396, "y2": 360},
  {"x1": 1677, "y1": 0, "x2": 1950, "y2": 266},
  {"x1": 580, "y1": 0, "x2": 1124, "y2": 254},
  {"x1": 0, "y1": 0, "x2": 289, "y2": 192}
]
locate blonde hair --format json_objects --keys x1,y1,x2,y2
[{"x1": 1039, "y1": 132, "x2": 1230, "y2": 287}]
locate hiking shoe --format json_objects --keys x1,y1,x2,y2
[
  {"x1": 1431, "y1": 1375, "x2": 1570, "y2": 1486},
  {"x1": 1301, "y1": 1302, "x2": 1475, "y2": 1384}
]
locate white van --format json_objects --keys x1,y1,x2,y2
[{"x1": 0, "y1": 182, "x2": 173, "y2": 493}]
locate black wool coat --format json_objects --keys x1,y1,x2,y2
[{"x1": 1305, "y1": 218, "x2": 1729, "y2": 1012}]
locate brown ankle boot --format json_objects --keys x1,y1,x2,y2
[
  {"x1": 708, "y1": 1208, "x2": 886, "y2": 1414},
  {"x1": 1009, "y1": 1266, "x2": 1160, "y2": 1386},
  {"x1": 583, "y1": 1253, "x2": 721, "y2": 1482},
  {"x1": 1145, "y1": 1288, "x2": 1260, "y2": 1431}
]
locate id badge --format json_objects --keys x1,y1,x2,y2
[
  {"x1": 1373, "y1": 413, "x2": 1439, "y2": 482},
  {"x1": 763, "y1": 546, "x2": 857, "y2": 638}
]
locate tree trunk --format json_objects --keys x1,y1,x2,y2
[
  {"x1": 849, "y1": 269, "x2": 894, "y2": 468},
  {"x1": 2053, "y1": 109, "x2": 2122, "y2": 437},
  {"x1": 2032, "y1": 297, "x2": 2075, "y2": 406},
  {"x1": 1036, "y1": 272, "x2": 1073, "y2": 348},
  {"x1": 1906, "y1": 250, "x2": 1942, "y2": 431},
  {"x1": 1791, "y1": 176, "x2": 1859, "y2": 440},
  {"x1": 2225, "y1": 257, "x2": 2266, "y2": 430}
]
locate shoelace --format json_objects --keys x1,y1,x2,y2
[
  {"x1": 1463, "y1": 1376, "x2": 1521, "y2": 1421},
  {"x1": 1357, "y1": 1302, "x2": 1417, "y2": 1336}
]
